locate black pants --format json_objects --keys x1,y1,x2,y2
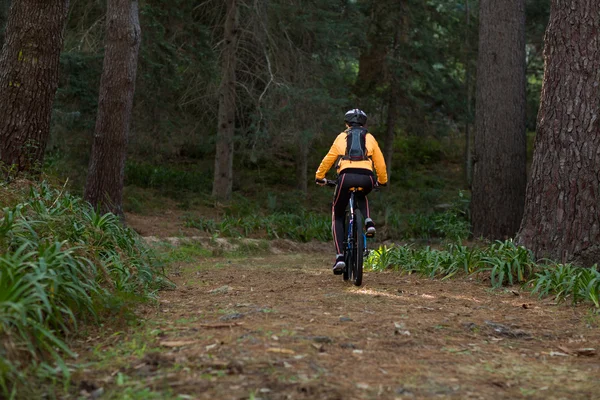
[{"x1": 332, "y1": 172, "x2": 374, "y2": 254}]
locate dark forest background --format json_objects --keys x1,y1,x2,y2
[{"x1": 14, "y1": 0, "x2": 547, "y2": 236}]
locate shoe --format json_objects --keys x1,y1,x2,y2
[
  {"x1": 332, "y1": 254, "x2": 345, "y2": 275},
  {"x1": 365, "y1": 218, "x2": 376, "y2": 238}
]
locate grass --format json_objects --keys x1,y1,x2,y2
[
  {"x1": 180, "y1": 189, "x2": 471, "y2": 244},
  {"x1": 0, "y1": 179, "x2": 172, "y2": 398},
  {"x1": 366, "y1": 239, "x2": 600, "y2": 307},
  {"x1": 184, "y1": 212, "x2": 332, "y2": 242},
  {"x1": 531, "y1": 262, "x2": 600, "y2": 307},
  {"x1": 116, "y1": 152, "x2": 471, "y2": 243}
]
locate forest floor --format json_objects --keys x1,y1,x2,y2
[{"x1": 68, "y1": 211, "x2": 600, "y2": 400}]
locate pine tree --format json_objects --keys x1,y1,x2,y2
[
  {"x1": 0, "y1": 0, "x2": 69, "y2": 174},
  {"x1": 471, "y1": 0, "x2": 527, "y2": 239},
  {"x1": 517, "y1": 0, "x2": 600, "y2": 266},
  {"x1": 84, "y1": 0, "x2": 141, "y2": 216}
]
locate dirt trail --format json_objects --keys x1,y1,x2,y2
[
  {"x1": 73, "y1": 248, "x2": 600, "y2": 400},
  {"x1": 67, "y1": 211, "x2": 600, "y2": 399}
]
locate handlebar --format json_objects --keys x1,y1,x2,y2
[{"x1": 316, "y1": 178, "x2": 338, "y2": 187}]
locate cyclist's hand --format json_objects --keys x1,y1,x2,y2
[{"x1": 315, "y1": 178, "x2": 327, "y2": 186}]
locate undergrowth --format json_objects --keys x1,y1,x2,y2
[
  {"x1": 0, "y1": 180, "x2": 171, "y2": 398},
  {"x1": 367, "y1": 240, "x2": 600, "y2": 307},
  {"x1": 184, "y1": 212, "x2": 332, "y2": 242},
  {"x1": 182, "y1": 190, "x2": 470, "y2": 243}
]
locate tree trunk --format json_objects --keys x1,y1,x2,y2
[
  {"x1": 383, "y1": 8, "x2": 403, "y2": 183},
  {"x1": 296, "y1": 134, "x2": 308, "y2": 194},
  {"x1": 471, "y1": 0, "x2": 527, "y2": 239},
  {"x1": 354, "y1": 1, "x2": 389, "y2": 99},
  {"x1": 382, "y1": 1, "x2": 408, "y2": 183},
  {"x1": 0, "y1": 0, "x2": 69, "y2": 174},
  {"x1": 517, "y1": 1, "x2": 600, "y2": 266},
  {"x1": 84, "y1": 0, "x2": 141, "y2": 217},
  {"x1": 212, "y1": 0, "x2": 238, "y2": 201},
  {"x1": 464, "y1": 0, "x2": 473, "y2": 187},
  {"x1": 0, "y1": 0, "x2": 10, "y2": 47},
  {"x1": 384, "y1": 79, "x2": 398, "y2": 182}
]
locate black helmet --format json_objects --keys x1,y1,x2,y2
[{"x1": 344, "y1": 109, "x2": 367, "y2": 126}]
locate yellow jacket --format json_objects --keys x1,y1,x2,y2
[{"x1": 315, "y1": 130, "x2": 388, "y2": 184}]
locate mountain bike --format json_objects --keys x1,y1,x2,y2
[{"x1": 322, "y1": 178, "x2": 370, "y2": 286}]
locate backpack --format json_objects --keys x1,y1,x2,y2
[{"x1": 342, "y1": 127, "x2": 369, "y2": 161}]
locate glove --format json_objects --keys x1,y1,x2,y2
[{"x1": 315, "y1": 178, "x2": 327, "y2": 186}]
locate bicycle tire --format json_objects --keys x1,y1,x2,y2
[
  {"x1": 343, "y1": 210, "x2": 351, "y2": 281},
  {"x1": 353, "y1": 209, "x2": 364, "y2": 286}
]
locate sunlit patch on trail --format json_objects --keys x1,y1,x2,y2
[
  {"x1": 302, "y1": 269, "x2": 327, "y2": 276},
  {"x1": 349, "y1": 288, "x2": 404, "y2": 300}
]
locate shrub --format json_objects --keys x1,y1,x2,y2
[
  {"x1": 184, "y1": 210, "x2": 331, "y2": 242},
  {"x1": 480, "y1": 240, "x2": 535, "y2": 288},
  {"x1": 531, "y1": 263, "x2": 600, "y2": 306},
  {"x1": 367, "y1": 238, "x2": 600, "y2": 307},
  {"x1": 0, "y1": 180, "x2": 170, "y2": 396}
]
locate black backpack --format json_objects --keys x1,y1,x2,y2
[{"x1": 342, "y1": 127, "x2": 369, "y2": 161}]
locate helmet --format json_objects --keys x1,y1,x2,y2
[{"x1": 344, "y1": 109, "x2": 367, "y2": 126}]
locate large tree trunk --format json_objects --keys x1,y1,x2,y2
[
  {"x1": 471, "y1": 0, "x2": 527, "y2": 239},
  {"x1": 0, "y1": 0, "x2": 10, "y2": 47},
  {"x1": 84, "y1": 0, "x2": 141, "y2": 216},
  {"x1": 0, "y1": 0, "x2": 69, "y2": 174},
  {"x1": 212, "y1": 0, "x2": 238, "y2": 201},
  {"x1": 517, "y1": 1, "x2": 600, "y2": 266}
]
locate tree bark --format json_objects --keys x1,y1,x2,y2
[
  {"x1": 471, "y1": 0, "x2": 527, "y2": 239},
  {"x1": 384, "y1": 77, "x2": 399, "y2": 182},
  {"x1": 383, "y1": 5, "x2": 406, "y2": 183},
  {"x1": 0, "y1": 0, "x2": 69, "y2": 174},
  {"x1": 212, "y1": 0, "x2": 238, "y2": 201},
  {"x1": 296, "y1": 134, "x2": 308, "y2": 194},
  {"x1": 0, "y1": 0, "x2": 10, "y2": 47},
  {"x1": 84, "y1": 0, "x2": 141, "y2": 217},
  {"x1": 464, "y1": 0, "x2": 473, "y2": 187},
  {"x1": 517, "y1": 1, "x2": 600, "y2": 266}
]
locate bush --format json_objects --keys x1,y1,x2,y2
[
  {"x1": 125, "y1": 161, "x2": 212, "y2": 195},
  {"x1": 383, "y1": 191, "x2": 470, "y2": 241},
  {"x1": 0, "y1": 180, "x2": 170, "y2": 396},
  {"x1": 394, "y1": 135, "x2": 444, "y2": 167},
  {"x1": 367, "y1": 238, "x2": 600, "y2": 307},
  {"x1": 185, "y1": 210, "x2": 331, "y2": 242},
  {"x1": 367, "y1": 242, "x2": 484, "y2": 279},
  {"x1": 532, "y1": 263, "x2": 600, "y2": 307}
]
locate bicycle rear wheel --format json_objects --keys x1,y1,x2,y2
[
  {"x1": 353, "y1": 209, "x2": 364, "y2": 286},
  {"x1": 343, "y1": 210, "x2": 351, "y2": 281}
]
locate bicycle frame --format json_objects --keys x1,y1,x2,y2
[{"x1": 346, "y1": 192, "x2": 367, "y2": 246}]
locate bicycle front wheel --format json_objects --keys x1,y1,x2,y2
[{"x1": 353, "y1": 209, "x2": 364, "y2": 286}]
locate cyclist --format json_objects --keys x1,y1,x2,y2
[{"x1": 315, "y1": 109, "x2": 388, "y2": 274}]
